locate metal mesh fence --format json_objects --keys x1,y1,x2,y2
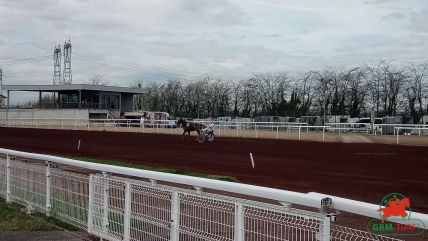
[
  {"x1": 0, "y1": 158, "x2": 90, "y2": 229},
  {"x1": 89, "y1": 175, "x2": 126, "y2": 241},
  {"x1": 89, "y1": 175, "x2": 329, "y2": 241},
  {"x1": 0, "y1": 153, "x2": 407, "y2": 241},
  {"x1": 130, "y1": 183, "x2": 171, "y2": 241},
  {"x1": 50, "y1": 168, "x2": 89, "y2": 229},
  {"x1": 0, "y1": 158, "x2": 5, "y2": 196},
  {"x1": 179, "y1": 192, "x2": 235, "y2": 241},
  {"x1": 244, "y1": 203, "x2": 322, "y2": 241},
  {"x1": 9, "y1": 161, "x2": 46, "y2": 211},
  {"x1": 331, "y1": 225, "x2": 404, "y2": 241}
]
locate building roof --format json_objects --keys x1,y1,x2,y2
[
  {"x1": 2, "y1": 84, "x2": 145, "y2": 94},
  {"x1": 0, "y1": 94, "x2": 6, "y2": 98}
]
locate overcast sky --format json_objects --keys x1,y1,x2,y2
[{"x1": 1, "y1": 0, "x2": 427, "y2": 91}]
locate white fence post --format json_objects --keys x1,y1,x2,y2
[
  {"x1": 276, "y1": 126, "x2": 279, "y2": 139},
  {"x1": 45, "y1": 161, "x2": 52, "y2": 216},
  {"x1": 322, "y1": 127, "x2": 325, "y2": 142},
  {"x1": 234, "y1": 203, "x2": 245, "y2": 241},
  {"x1": 170, "y1": 190, "x2": 180, "y2": 241},
  {"x1": 317, "y1": 216, "x2": 331, "y2": 241},
  {"x1": 396, "y1": 127, "x2": 400, "y2": 145},
  {"x1": 6, "y1": 155, "x2": 11, "y2": 203},
  {"x1": 102, "y1": 172, "x2": 110, "y2": 233},
  {"x1": 298, "y1": 126, "x2": 301, "y2": 140},
  {"x1": 87, "y1": 175, "x2": 94, "y2": 233},
  {"x1": 123, "y1": 182, "x2": 131, "y2": 241}
]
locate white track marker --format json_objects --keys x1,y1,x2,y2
[
  {"x1": 249, "y1": 153, "x2": 255, "y2": 168},
  {"x1": 77, "y1": 139, "x2": 81, "y2": 151}
]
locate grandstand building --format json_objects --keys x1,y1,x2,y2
[{"x1": 0, "y1": 84, "x2": 145, "y2": 119}]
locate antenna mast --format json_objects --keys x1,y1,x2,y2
[
  {"x1": 63, "y1": 39, "x2": 72, "y2": 84},
  {"x1": 53, "y1": 45, "x2": 62, "y2": 85}
]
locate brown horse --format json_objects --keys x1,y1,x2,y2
[{"x1": 177, "y1": 118, "x2": 204, "y2": 141}]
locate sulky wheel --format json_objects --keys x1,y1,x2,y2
[
  {"x1": 196, "y1": 133, "x2": 206, "y2": 143},
  {"x1": 207, "y1": 133, "x2": 215, "y2": 142}
]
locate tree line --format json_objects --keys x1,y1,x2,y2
[{"x1": 134, "y1": 61, "x2": 428, "y2": 123}]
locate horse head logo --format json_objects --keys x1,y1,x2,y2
[{"x1": 378, "y1": 197, "x2": 410, "y2": 223}]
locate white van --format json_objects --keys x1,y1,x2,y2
[{"x1": 349, "y1": 118, "x2": 382, "y2": 133}]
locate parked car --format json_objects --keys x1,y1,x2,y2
[{"x1": 165, "y1": 120, "x2": 177, "y2": 128}]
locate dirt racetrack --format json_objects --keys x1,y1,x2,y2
[{"x1": 0, "y1": 127, "x2": 427, "y2": 215}]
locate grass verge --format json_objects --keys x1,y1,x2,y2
[
  {"x1": 0, "y1": 197, "x2": 78, "y2": 231},
  {"x1": 71, "y1": 156, "x2": 238, "y2": 182}
]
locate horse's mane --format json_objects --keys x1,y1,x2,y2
[{"x1": 178, "y1": 118, "x2": 187, "y2": 125}]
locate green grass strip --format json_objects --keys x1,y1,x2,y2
[
  {"x1": 70, "y1": 156, "x2": 238, "y2": 182},
  {"x1": 0, "y1": 197, "x2": 78, "y2": 231}
]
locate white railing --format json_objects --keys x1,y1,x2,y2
[
  {"x1": 0, "y1": 148, "x2": 426, "y2": 241},
  {"x1": 0, "y1": 118, "x2": 307, "y2": 128},
  {"x1": 2, "y1": 117, "x2": 428, "y2": 131},
  {"x1": 3, "y1": 118, "x2": 428, "y2": 144},
  {"x1": 0, "y1": 117, "x2": 330, "y2": 141},
  {"x1": 395, "y1": 127, "x2": 428, "y2": 144}
]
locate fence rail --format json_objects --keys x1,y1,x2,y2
[
  {"x1": 395, "y1": 127, "x2": 428, "y2": 144},
  {"x1": 2, "y1": 117, "x2": 428, "y2": 133},
  {"x1": 0, "y1": 148, "x2": 426, "y2": 241}
]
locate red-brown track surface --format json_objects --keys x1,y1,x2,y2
[{"x1": 0, "y1": 127, "x2": 427, "y2": 214}]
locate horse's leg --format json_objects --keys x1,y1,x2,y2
[
  {"x1": 182, "y1": 130, "x2": 186, "y2": 141},
  {"x1": 184, "y1": 130, "x2": 190, "y2": 142}
]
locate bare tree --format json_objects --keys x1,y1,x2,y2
[
  {"x1": 85, "y1": 74, "x2": 109, "y2": 86},
  {"x1": 406, "y1": 63, "x2": 428, "y2": 123},
  {"x1": 346, "y1": 67, "x2": 368, "y2": 117},
  {"x1": 313, "y1": 69, "x2": 334, "y2": 119},
  {"x1": 129, "y1": 60, "x2": 428, "y2": 120}
]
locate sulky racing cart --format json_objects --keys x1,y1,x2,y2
[{"x1": 196, "y1": 124, "x2": 215, "y2": 143}]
